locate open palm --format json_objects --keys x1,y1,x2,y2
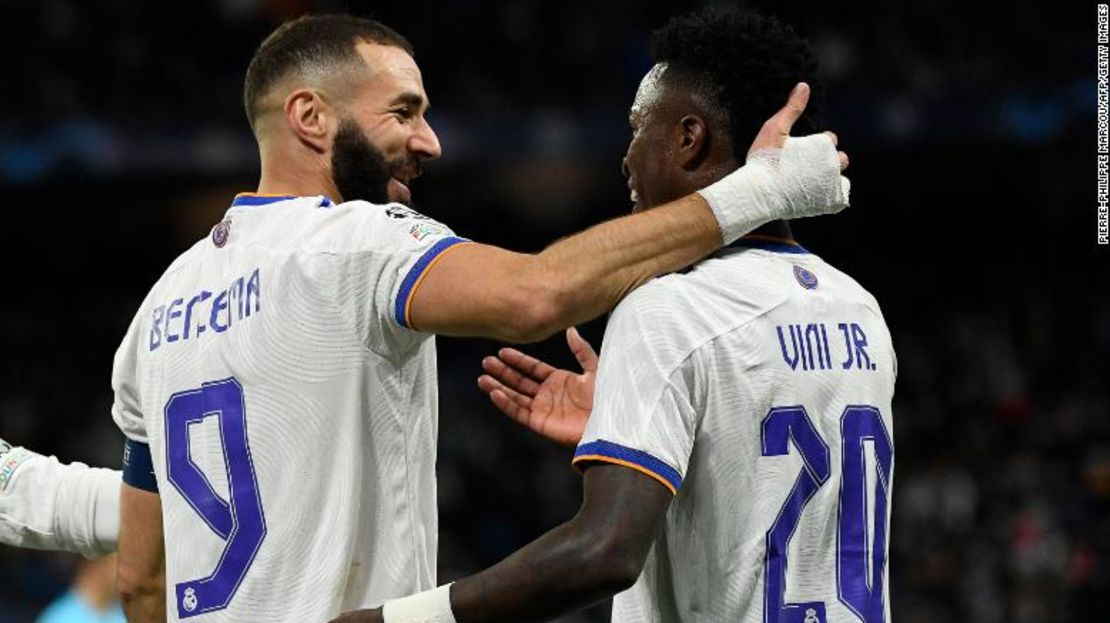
[{"x1": 477, "y1": 327, "x2": 597, "y2": 447}]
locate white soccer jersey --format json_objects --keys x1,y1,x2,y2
[
  {"x1": 573, "y1": 236, "x2": 896, "y2": 623},
  {"x1": 111, "y1": 194, "x2": 471, "y2": 621}
]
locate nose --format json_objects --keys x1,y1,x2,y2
[{"x1": 410, "y1": 117, "x2": 442, "y2": 161}]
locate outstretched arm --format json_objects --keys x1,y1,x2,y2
[
  {"x1": 331, "y1": 464, "x2": 672, "y2": 623},
  {"x1": 408, "y1": 84, "x2": 849, "y2": 342},
  {"x1": 0, "y1": 441, "x2": 121, "y2": 558}
]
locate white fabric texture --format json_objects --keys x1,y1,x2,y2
[
  {"x1": 111, "y1": 196, "x2": 464, "y2": 621},
  {"x1": 0, "y1": 445, "x2": 120, "y2": 558},
  {"x1": 577, "y1": 243, "x2": 895, "y2": 622}
]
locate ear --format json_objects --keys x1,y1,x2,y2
[
  {"x1": 284, "y1": 89, "x2": 332, "y2": 153},
  {"x1": 677, "y1": 114, "x2": 709, "y2": 170}
]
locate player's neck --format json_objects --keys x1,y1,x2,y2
[{"x1": 256, "y1": 144, "x2": 342, "y2": 202}]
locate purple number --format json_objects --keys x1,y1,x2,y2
[
  {"x1": 837, "y1": 406, "x2": 893, "y2": 623},
  {"x1": 761, "y1": 406, "x2": 831, "y2": 623},
  {"x1": 164, "y1": 378, "x2": 266, "y2": 619},
  {"x1": 760, "y1": 404, "x2": 892, "y2": 623}
]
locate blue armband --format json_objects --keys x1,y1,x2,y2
[{"x1": 122, "y1": 439, "x2": 158, "y2": 492}]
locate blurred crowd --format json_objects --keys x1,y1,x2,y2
[{"x1": 0, "y1": 0, "x2": 1099, "y2": 621}]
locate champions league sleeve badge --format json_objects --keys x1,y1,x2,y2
[{"x1": 211, "y1": 219, "x2": 231, "y2": 248}]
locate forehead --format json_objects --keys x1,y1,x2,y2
[
  {"x1": 348, "y1": 42, "x2": 427, "y2": 104},
  {"x1": 630, "y1": 63, "x2": 669, "y2": 119}
]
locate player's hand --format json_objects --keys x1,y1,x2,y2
[
  {"x1": 328, "y1": 607, "x2": 383, "y2": 623},
  {"x1": 747, "y1": 82, "x2": 849, "y2": 172},
  {"x1": 478, "y1": 327, "x2": 597, "y2": 447}
]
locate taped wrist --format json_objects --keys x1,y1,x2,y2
[{"x1": 698, "y1": 133, "x2": 851, "y2": 244}]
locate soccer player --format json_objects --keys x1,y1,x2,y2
[
  {"x1": 2, "y1": 13, "x2": 850, "y2": 622},
  {"x1": 334, "y1": 9, "x2": 895, "y2": 623}
]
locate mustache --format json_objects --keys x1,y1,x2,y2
[{"x1": 390, "y1": 158, "x2": 422, "y2": 182}]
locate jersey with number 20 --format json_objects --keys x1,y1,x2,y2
[
  {"x1": 111, "y1": 194, "x2": 471, "y2": 621},
  {"x1": 573, "y1": 237, "x2": 897, "y2": 623}
]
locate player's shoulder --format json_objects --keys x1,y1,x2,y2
[
  {"x1": 147, "y1": 236, "x2": 211, "y2": 294},
  {"x1": 802, "y1": 254, "x2": 887, "y2": 320},
  {"x1": 293, "y1": 199, "x2": 455, "y2": 254},
  {"x1": 606, "y1": 263, "x2": 780, "y2": 362},
  {"x1": 614, "y1": 246, "x2": 796, "y2": 330}
]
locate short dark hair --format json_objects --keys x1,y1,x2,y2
[
  {"x1": 243, "y1": 14, "x2": 413, "y2": 132},
  {"x1": 651, "y1": 9, "x2": 822, "y2": 161}
]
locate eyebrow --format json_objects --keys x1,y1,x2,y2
[{"x1": 390, "y1": 91, "x2": 429, "y2": 113}]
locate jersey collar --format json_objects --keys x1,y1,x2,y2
[
  {"x1": 230, "y1": 193, "x2": 334, "y2": 208},
  {"x1": 728, "y1": 234, "x2": 810, "y2": 255}
]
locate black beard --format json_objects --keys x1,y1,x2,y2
[{"x1": 331, "y1": 118, "x2": 399, "y2": 205}]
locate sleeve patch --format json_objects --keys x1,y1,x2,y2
[
  {"x1": 573, "y1": 439, "x2": 682, "y2": 494},
  {"x1": 0, "y1": 448, "x2": 33, "y2": 492}
]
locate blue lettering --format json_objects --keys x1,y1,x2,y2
[
  {"x1": 245, "y1": 269, "x2": 261, "y2": 317},
  {"x1": 804, "y1": 324, "x2": 822, "y2": 370},
  {"x1": 153, "y1": 268, "x2": 260, "y2": 349},
  {"x1": 228, "y1": 278, "x2": 244, "y2": 321},
  {"x1": 165, "y1": 298, "x2": 184, "y2": 343},
  {"x1": 793, "y1": 325, "x2": 809, "y2": 370},
  {"x1": 839, "y1": 323, "x2": 854, "y2": 369},
  {"x1": 777, "y1": 325, "x2": 800, "y2": 370},
  {"x1": 210, "y1": 291, "x2": 230, "y2": 333},
  {"x1": 820, "y1": 323, "x2": 833, "y2": 369},
  {"x1": 150, "y1": 306, "x2": 165, "y2": 351},
  {"x1": 183, "y1": 291, "x2": 212, "y2": 340},
  {"x1": 850, "y1": 323, "x2": 873, "y2": 371}
]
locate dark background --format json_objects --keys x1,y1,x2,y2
[{"x1": 0, "y1": 0, "x2": 1103, "y2": 621}]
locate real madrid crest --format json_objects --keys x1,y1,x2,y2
[
  {"x1": 212, "y1": 219, "x2": 231, "y2": 248},
  {"x1": 793, "y1": 265, "x2": 818, "y2": 290}
]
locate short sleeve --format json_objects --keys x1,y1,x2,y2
[
  {"x1": 572, "y1": 287, "x2": 700, "y2": 495},
  {"x1": 308, "y1": 202, "x2": 472, "y2": 355},
  {"x1": 111, "y1": 308, "x2": 147, "y2": 444}
]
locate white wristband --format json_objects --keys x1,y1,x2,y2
[
  {"x1": 382, "y1": 583, "x2": 457, "y2": 623},
  {"x1": 698, "y1": 133, "x2": 851, "y2": 244}
]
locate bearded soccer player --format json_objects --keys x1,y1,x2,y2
[
  {"x1": 334, "y1": 9, "x2": 894, "y2": 623},
  {"x1": 0, "y1": 11, "x2": 851, "y2": 623}
]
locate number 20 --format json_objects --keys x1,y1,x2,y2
[{"x1": 761, "y1": 405, "x2": 893, "y2": 623}]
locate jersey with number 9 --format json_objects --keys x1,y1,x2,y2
[{"x1": 112, "y1": 195, "x2": 471, "y2": 621}]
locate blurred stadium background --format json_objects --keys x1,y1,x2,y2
[{"x1": 0, "y1": 0, "x2": 1102, "y2": 621}]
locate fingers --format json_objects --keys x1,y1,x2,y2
[
  {"x1": 770, "y1": 82, "x2": 810, "y2": 135},
  {"x1": 478, "y1": 374, "x2": 533, "y2": 409},
  {"x1": 822, "y1": 132, "x2": 849, "y2": 171},
  {"x1": 748, "y1": 82, "x2": 811, "y2": 157},
  {"x1": 497, "y1": 348, "x2": 556, "y2": 382},
  {"x1": 478, "y1": 376, "x2": 533, "y2": 425},
  {"x1": 482, "y1": 355, "x2": 541, "y2": 397},
  {"x1": 566, "y1": 327, "x2": 599, "y2": 372}
]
